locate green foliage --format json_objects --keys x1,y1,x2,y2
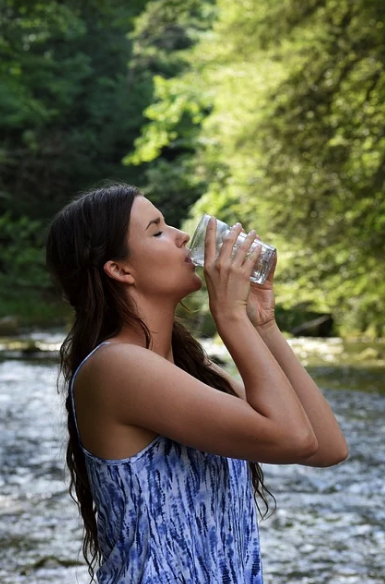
[
  {"x1": 0, "y1": 210, "x2": 72, "y2": 326},
  {"x1": 0, "y1": 212, "x2": 48, "y2": 290},
  {"x1": 0, "y1": 0, "x2": 148, "y2": 219},
  {"x1": 125, "y1": 71, "x2": 213, "y2": 226},
  {"x1": 1, "y1": 0, "x2": 385, "y2": 334},
  {"x1": 166, "y1": 0, "x2": 385, "y2": 335},
  {"x1": 0, "y1": 0, "x2": 216, "y2": 319},
  {"x1": 125, "y1": 0, "x2": 216, "y2": 226}
]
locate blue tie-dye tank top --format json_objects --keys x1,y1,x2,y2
[{"x1": 70, "y1": 343, "x2": 264, "y2": 584}]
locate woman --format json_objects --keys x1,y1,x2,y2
[{"x1": 46, "y1": 183, "x2": 348, "y2": 584}]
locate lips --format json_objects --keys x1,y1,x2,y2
[{"x1": 185, "y1": 251, "x2": 193, "y2": 263}]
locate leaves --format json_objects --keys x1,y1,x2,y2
[
  {"x1": 0, "y1": 0, "x2": 148, "y2": 218},
  {"x1": 130, "y1": 0, "x2": 385, "y2": 334},
  {"x1": 0, "y1": 212, "x2": 48, "y2": 289},
  {"x1": 1, "y1": 0, "x2": 385, "y2": 334}
]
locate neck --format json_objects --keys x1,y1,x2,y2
[{"x1": 115, "y1": 294, "x2": 177, "y2": 363}]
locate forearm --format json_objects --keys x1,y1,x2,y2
[
  {"x1": 214, "y1": 312, "x2": 317, "y2": 450},
  {"x1": 256, "y1": 321, "x2": 349, "y2": 466}
]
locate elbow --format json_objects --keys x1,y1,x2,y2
[
  {"x1": 316, "y1": 443, "x2": 350, "y2": 467},
  {"x1": 300, "y1": 440, "x2": 349, "y2": 467},
  {"x1": 267, "y1": 426, "x2": 319, "y2": 464},
  {"x1": 338, "y1": 443, "x2": 349, "y2": 463},
  {"x1": 290, "y1": 429, "x2": 319, "y2": 461},
  {"x1": 300, "y1": 431, "x2": 319, "y2": 459},
  {"x1": 325, "y1": 438, "x2": 349, "y2": 466}
]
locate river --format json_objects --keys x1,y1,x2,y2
[{"x1": 0, "y1": 333, "x2": 384, "y2": 583}]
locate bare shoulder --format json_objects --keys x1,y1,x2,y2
[
  {"x1": 75, "y1": 342, "x2": 258, "y2": 460},
  {"x1": 73, "y1": 342, "x2": 314, "y2": 464},
  {"x1": 206, "y1": 358, "x2": 246, "y2": 401}
]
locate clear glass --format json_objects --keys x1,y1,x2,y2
[{"x1": 188, "y1": 214, "x2": 276, "y2": 284}]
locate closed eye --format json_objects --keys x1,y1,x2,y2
[{"x1": 153, "y1": 231, "x2": 163, "y2": 237}]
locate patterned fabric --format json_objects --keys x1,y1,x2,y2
[{"x1": 70, "y1": 343, "x2": 264, "y2": 584}]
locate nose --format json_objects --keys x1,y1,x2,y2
[{"x1": 176, "y1": 229, "x2": 190, "y2": 246}]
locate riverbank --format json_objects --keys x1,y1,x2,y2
[
  {"x1": 202, "y1": 335, "x2": 385, "y2": 395},
  {"x1": 1, "y1": 330, "x2": 384, "y2": 394}
]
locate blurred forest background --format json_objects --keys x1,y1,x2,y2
[{"x1": 1, "y1": 0, "x2": 384, "y2": 337}]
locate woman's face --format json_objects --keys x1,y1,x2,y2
[{"x1": 124, "y1": 196, "x2": 202, "y2": 299}]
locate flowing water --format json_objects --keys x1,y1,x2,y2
[{"x1": 0, "y1": 332, "x2": 384, "y2": 583}]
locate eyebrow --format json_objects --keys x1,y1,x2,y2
[{"x1": 145, "y1": 216, "x2": 164, "y2": 230}]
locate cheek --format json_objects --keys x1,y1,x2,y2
[
  {"x1": 150, "y1": 243, "x2": 178, "y2": 269},
  {"x1": 136, "y1": 247, "x2": 178, "y2": 281},
  {"x1": 134, "y1": 242, "x2": 168, "y2": 268},
  {"x1": 133, "y1": 241, "x2": 184, "y2": 284},
  {"x1": 146, "y1": 250, "x2": 173, "y2": 273}
]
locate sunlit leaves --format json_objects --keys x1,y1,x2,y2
[
  {"x1": 176, "y1": 0, "x2": 385, "y2": 334},
  {"x1": 124, "y1": 0, "x2": 216, "y2": 226}
]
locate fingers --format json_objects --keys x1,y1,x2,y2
[
  {"x1": 239, "y1": 227, "x2": 264, "y2": 274},
  {"x1": 205, "y1": 219, "x2": 265, "y2": 278},
  {"x1": 243, "y1": 241, "x2": 262, "y2": 273},
  {"x1": 204, "y1": 216, "x2": 217, "y2": 264},
  {"x1": 217, "y1": 222, "x2": 243, "y2": 262},
  {"x1": 232, "y1": 229, "x2": 258, "y2": 267},
  {"x1": 215, "y1": 223, "x2": 259, "y2": 270},
  {"x1": 264, "y1": 250, "x2": 278, "y2": 283}
]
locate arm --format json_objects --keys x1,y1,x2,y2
[
  {"x1": 243, "y1": 238, "x2": 348, "y2": 467},
  {"x1": 207, "y1": 325, "x2": 348, "y2": 466},
  {"x1": 255, "y1": 321, "x2": 348, "y2": 466},
  {"x1": 78, "y1": 341, "x2": 318, "y2": 465},
  {"x1": 211, "y1": 310, "x2": 319, "y2": 462},
  {"x1": 207, "y1": 358, "x2": 247, "y2": 401}
]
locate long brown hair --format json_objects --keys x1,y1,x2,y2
[{"x1": 46, "y1": 183, "x2": 275, "y2": 582}]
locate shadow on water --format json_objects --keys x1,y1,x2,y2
[
  {"x1": 287, "y1": 337, "x2": 385, "y2": 395},
  {"x1": 307, "y1": 363, "x2": 385, "y2": 394}
]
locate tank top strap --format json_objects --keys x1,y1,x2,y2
[{"x1": 69, "y1": 341, "x2": 111, "y2": 441}]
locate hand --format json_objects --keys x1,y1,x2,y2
[
  {"x1": 245, "y1": 232, "x2": 277, "y2": 329},
  {"x1": 204, "y1": 218, "x2": 260, "y2": 321}
]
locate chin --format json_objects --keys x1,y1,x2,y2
[
  {"x1": 191, "y1": 273, "x2": 203, "y2": 290},
  {"x1": 181, "y1": 274, "x2": 203, "y2": 298}
]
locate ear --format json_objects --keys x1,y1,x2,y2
[{"x1": 103, "y1": 260, "x2": 135, "y2": 285}]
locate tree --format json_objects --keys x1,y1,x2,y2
[
  {"x1": 0, "y1": 0, "x2": 148, "y2": 219},
  {"x1": 124, "y1": 0, "x2": 216, "y2": 227},
  {"x1": 134, "y1": 0, "x2": 385, "y2": 334},
  {"x1": 207, "y1": 0, "x2": 385, "y2": 335}
]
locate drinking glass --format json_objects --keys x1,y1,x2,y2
[{"x1": 188, "y1": 214, "x2": 276, "y2": 284}]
